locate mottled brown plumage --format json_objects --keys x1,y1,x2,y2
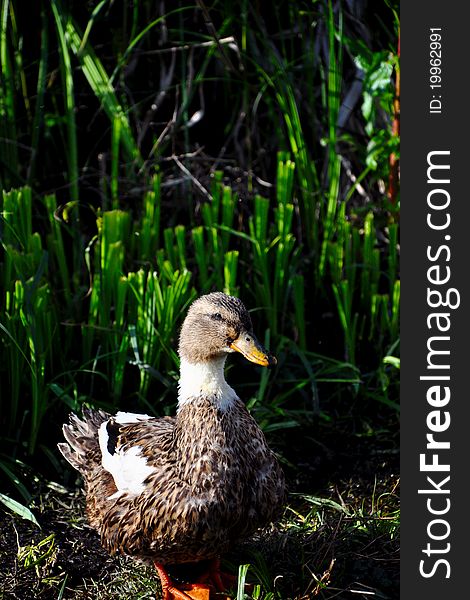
[{"x1": 58, "y1": 292, "x2": 285, "y2": 593}]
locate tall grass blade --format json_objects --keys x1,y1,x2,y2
[
  {"x1": 236, "y1": 564, "x2": 250, "y2": 600},
  {"x1": 51, "y1": 0, "x2": 79, "y2": 203},
  {"x1": 111, "y1": 116, "x2": 121, "y2": 208},
  {"x1": 0, "y1": 0, "x2": 19, "y2": 188},
  {"x1": 62, "y1": 12, "x2": 142, "y2": 168},
  {"x1": 28, "y1": 7, "x2": 48, "y2": 184},
  {"x1": 319, "y1": 1, "x2": 343, "y2": 277}
]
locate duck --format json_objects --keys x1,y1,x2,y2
[{"x1": 58, "y1": 292, "x2": 286, "y2": 599}]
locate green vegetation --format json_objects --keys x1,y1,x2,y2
[{"x1": 0, "y1": 0, "x2": 399, "y2": 598}]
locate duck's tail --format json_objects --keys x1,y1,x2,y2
[{"x1": 58, "y1": 408, "x2": 109, "y2": 474}]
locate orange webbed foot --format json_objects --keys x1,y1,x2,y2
[{"x1": 154, "y1": 562, "x2": 212, "y2": 600}]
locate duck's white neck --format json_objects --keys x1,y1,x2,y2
[{"x1": 177, "y1": 356, "x2": 237, "y2": 411}]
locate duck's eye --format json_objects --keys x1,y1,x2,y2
[{"x1": 211, "y1": 312, "x2": 223, "y2": 321}]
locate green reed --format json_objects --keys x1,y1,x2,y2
[{"x1": 0, "y1": 0, "x2": 18, "y2": 190}]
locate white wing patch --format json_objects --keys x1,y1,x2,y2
[
  {"x1": 114, "y1": 411, "x2": 152, "y2": 424},
  {"x1": 98, "y1": 421, "x2": 155, "y2": 499}
]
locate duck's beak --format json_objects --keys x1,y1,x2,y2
[{"x1": 230, "y1": 333, "x2": 277, "y2": 368}]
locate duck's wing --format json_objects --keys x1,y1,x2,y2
[
  {"x1": 98, "y1": 411, "x2": 175, "y2": 499},
  {"x1": 59, "y1": 409, "x2": 176, "y2": 499}
]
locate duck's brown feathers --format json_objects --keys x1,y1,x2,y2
[{"x1": 59, "y1": 397, "x2": 284, "y2": 565}]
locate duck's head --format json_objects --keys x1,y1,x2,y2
[{"x1": 178, "y1": 292, "x2": 276, "y2": 367}]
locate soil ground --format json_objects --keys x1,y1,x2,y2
[{"x1": 0, "y1": 427, "x2": 399, "y2": 600}]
